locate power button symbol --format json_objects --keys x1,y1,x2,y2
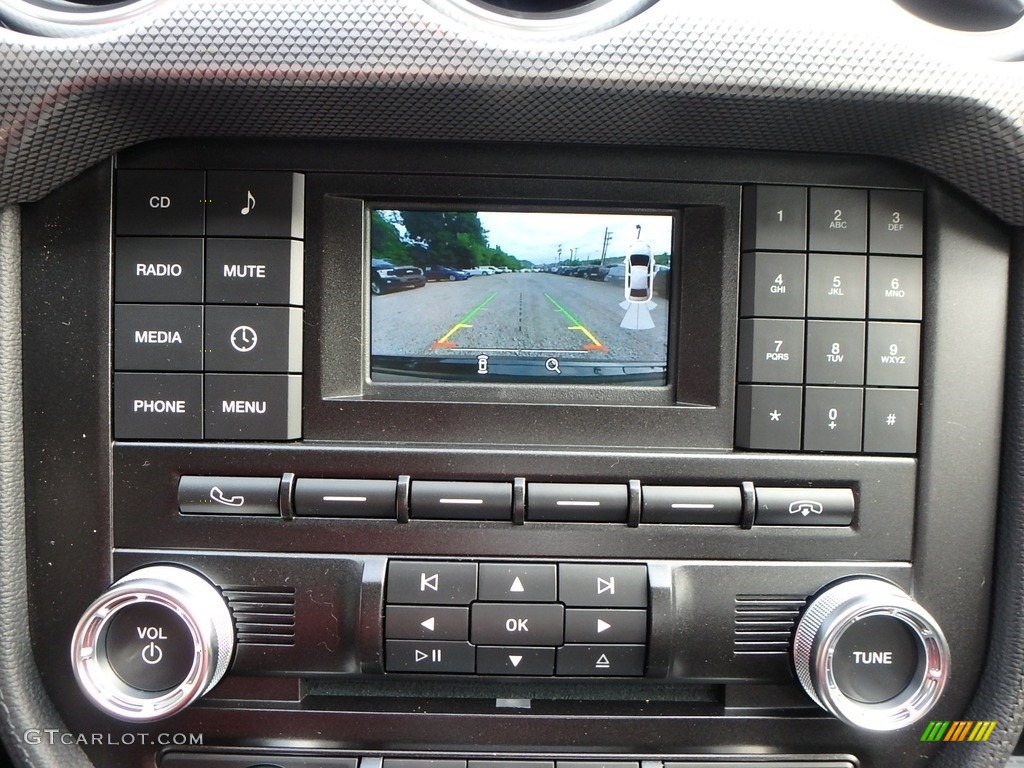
[{"x1": 141, "y1": 641, "x2": 163, "y2": 665}]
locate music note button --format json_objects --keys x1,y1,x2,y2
[
  {"x1": 240, "y1": 190, "x2": 255, "y2": 216},
  {"x1": 206, "y1": 171, "x2": 304, "y2": 238}
]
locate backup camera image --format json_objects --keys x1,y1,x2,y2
[{"x1": 369, "y1": 209, "x2": 674, "y2": 384}]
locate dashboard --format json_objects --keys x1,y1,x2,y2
[{"x1": 2, "y1": 2, "x2": 1024, "y2": 768}]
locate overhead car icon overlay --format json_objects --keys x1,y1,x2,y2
[{"x1": 619, "y1": 232, "x2": 659, "y2": 331}]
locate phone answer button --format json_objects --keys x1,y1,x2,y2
[
  {"x1": 754, "y1": 487, "x2": 855, "y2": 526},
  {"x1": 177, "y1": 475, "x2": 281, "y2": 516}
]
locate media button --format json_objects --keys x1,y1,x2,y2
[
  {"x1": 116, "y1": 170, "x2": 205, "y2": 237},
  {"x1": 205, "y1": 238, "x2": 303, "y2": 306},
  {"x1": 115, "y1": 238, "x2": 204, "y2": 304},
  {"x1": 113, "y1": 304, "x2": 203, "y2": 372},
  {"x1": 204, "y1": 373, "x2": 302, "y2": 441}
]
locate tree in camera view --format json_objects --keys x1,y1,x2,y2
[{"x1": 371, "y1": 210, "x2": 523, "y2": 271}]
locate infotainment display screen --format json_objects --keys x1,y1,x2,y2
[{"x1": 369, "y1": 209, "x2": 674, "y2": 384}]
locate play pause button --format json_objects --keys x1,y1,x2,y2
[
  {"x1": 385, "y1": 640, "x2": 475, "y2": 673},
  {"x1": 477, "y1": 646, "x2": 556, "y2": 675}
]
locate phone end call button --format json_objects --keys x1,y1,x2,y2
[
  {"x1": 754, "y1": 487, "x2": 855, "y2": 526},
  {"x1": 178, "y1": 475, "x2": 281, "y2": 516}
]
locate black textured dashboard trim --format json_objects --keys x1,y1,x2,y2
[{"x1": 2, "y1": 1, "x2": 1024, "y2": 224}]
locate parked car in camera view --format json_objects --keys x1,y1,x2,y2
[
  {"x1": 370, "y1": 259, "x2": 426, "y2": 294},
  {"x1": 424, "y1": 265, "x2": 471, "y2": 281}
]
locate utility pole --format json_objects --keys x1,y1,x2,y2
[
  {"x1": 557, "y1": 244, "x2": 562, "y2": 266},
  {"x1": 599, "y1": 227, "x2": 612, "y2": 266}
]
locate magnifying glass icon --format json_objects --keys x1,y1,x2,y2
[{"x1": 545, "y1": 358, "x2": 561, "y2": 374}]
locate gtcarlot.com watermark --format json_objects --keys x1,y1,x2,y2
[{"x1": 22, "y1": 730, "x2": 203, "y2": 747}]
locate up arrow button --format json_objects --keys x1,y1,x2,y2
[{"x1": 478, "y1": 563, "x2": 557, "y2": 602}]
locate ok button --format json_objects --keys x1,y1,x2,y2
[
  {"x1": 104, "y1": 602, "x2": 196, "y2": 692},
  {"x1": 471, "y1": 603, "x2": 564, "y2": 646}
]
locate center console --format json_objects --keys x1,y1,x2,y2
[{"x1": 19, "y1": 141, "x2": 1008, "y2": 767}]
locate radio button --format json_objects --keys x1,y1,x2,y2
[
  {"x1": 809, "y1": 187, "x2": 868, "y2": 253},
  {"x1": 741, "y1": 185, "x2": 807, "y2": 252},
  {"x1": 868, "y1": 255, "x2": 923, "y2": 321},
  {"x1": 564, "y1": 609, "x2": 647, "y2": 644},
  {"x1": 737, "y1": 318, "x2": 805, "y2": 385},
  {"x1": 204, "y1": 373, "x2": 302, "y2": 441},
  {"x1": 178, "y1": 475, "x2": 280, "y2": 516},
  {"x1": 115, "y1": 238, "x2": 204, "y2": 304},
  {"x1": 870, "y1": 190, "x2": 923, "y2": 255},
  {"x1": 555, "y1": 644, "x2": 645, "y2": 677},
  {"x1": 386, "y1": 605, "x2": 469, "y2": 641},
  {"x1": 863, "y1": 388, "x2": 919, "y2": 454},
  {"x1": 387, "y1": 561, "x2": 478, "y2": 605},
  {"x1": 641, "y1": 485, "x2": 742, "y2": 524},
  {"x1": 384, "y1": 640, "x2": 475, "y2": 673},
  {"x1": 113, "y1": 373, "x2": 203, "y2": 440},
  {"x1": 806, "y1": 253, "x2": 867, "y2": 319},
  {"x1": 116, "y1": 170, "x2": 205, "y2": 237},
  {"x1": 803, "y1": 387, "x2": 864, "y2": 454},
  {"x1": 205, "y1": 238, "x2": 304, "y2": 306},
  {"x1": 410, "y1": 481, "x2": 513, "y2": 521},
  {"x1": 479, "y1": 563, "x2": 557, "y2": 602},
  {"x1": 735, "y1": 384, "x2": 803, "y2": 451},
  {"x1": 204, "y1": 305, "x2": 303, "y2": 373},
  {"x1": 739, "y1": 252, "x2": 806, "y2": 318},
  {"x1": 866, "y1": 321, "x2": 920, "y2": 388},
  {"x1": 754, "y1": 487, "x2": 855, "y2": 526},
  {"x1": 206, "y1": 171, "x2": 304, "y2": 239},
  {"x1": 294, "y1": 478, "x2": 397, "y2": 518},
  {"x1": 558, "y1": 564, "x2": 648, "y2": 608},
  {"x1": 526, "y1": 483, "x2": 627, "y2": 523},
  {"x1": 471, "y1": 603, "x2": 564, "y2": 646},
  {"x1": 476, "y1": 646, "x2": 556, "y2": 676},
  {"x1": 114, "y1": 304, "x2": 204, "y2": 372}
]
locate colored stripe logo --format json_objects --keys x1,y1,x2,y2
[{"x1": 921, "y1": 720, "x2": 997, "y2": 742}]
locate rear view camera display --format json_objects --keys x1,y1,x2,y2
[{"x1": 369, "y1": 209, "x2": 674, "y2": 384}]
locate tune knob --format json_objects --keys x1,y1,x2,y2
[
  {"x1": 71, "y1": 565, "x2": 234, "y2": 722},
  {"x1": 792, "y1": 578, "x2": 950, "y2": 731}
]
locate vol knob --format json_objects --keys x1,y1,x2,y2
[
  {"x1": 792, "y1": 578, "x2": 950, "y2": 731},
  {"x1": 70, "y1": 565, "x2": 234, "y2": 722}
]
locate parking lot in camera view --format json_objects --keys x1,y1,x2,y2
[{"x1": 372, "y1": 270, "x2": 669, "y2": 362}]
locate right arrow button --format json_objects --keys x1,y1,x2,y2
[{"x1": 564, "y1": 609, "x2": 648, "y2": 643}]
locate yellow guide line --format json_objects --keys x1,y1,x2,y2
[{"x1": 433, "y1": 291, "x2": 498, "y2": 348}]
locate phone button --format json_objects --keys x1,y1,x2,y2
[
  {"x1": 177, "y1": 475, "x2": 281, "y2": 516},
  {"x1": 753, "y1": 487, "x2": 855, "y2": 526}
]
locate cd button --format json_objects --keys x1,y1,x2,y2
[
  {"x1": 177, "y1": 475, "x2": 280, "y2": 516},
  {"x1": 471, "y1": 603, "x2": 564, "y2": 646},
  {"x1": 558, "y1": 564, "x2": 648, "y2": 608},
  {"x1": 386, "y1": 561, "x2": 478, "y2": 605},
  {"x1": 478, "y1": 563, "x2": 557, "y2": 602},
  {"x1": 116, "y1": 170, "x2": 205, "y2": 237}
]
